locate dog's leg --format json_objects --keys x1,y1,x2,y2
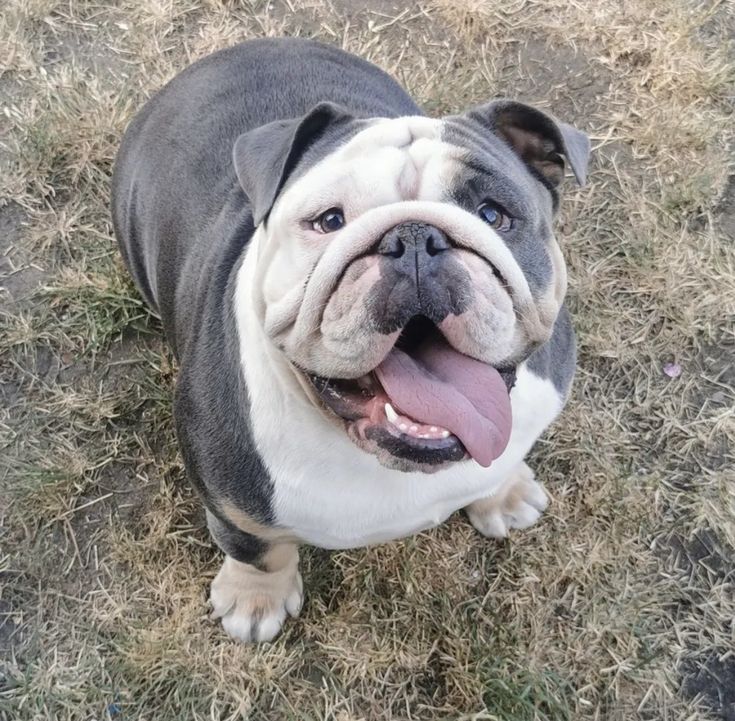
[
  {"x1": 207, "y1": 511, "x2": 303, "y2": 642},
  {"x1": 465, "y1": 461, "x2": 549, "y2": 539}
]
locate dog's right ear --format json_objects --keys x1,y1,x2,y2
[
  {"x1": 462, "y1": 100, "x2": 590, "y2": 188},
  {"x1": 233, "y1": 102, "x2": 352, "y2": 225}
]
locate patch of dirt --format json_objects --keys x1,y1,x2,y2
[
  {"x1": 331, "y1": 0, "x2": 409, "y2": 17},
  {"x1": 658, "y1": 528, "x2": 735, "y2": 720},
  {"x1": 0, "y1": 596, "x2": 21, "y2": 662},
  {"x1": 0, "y1": 203, "x2": 42, "y2": 306},
  {"x1": 38, "y1": 11, "x2": 130, "y2": 81},
  {"x1": 662, "y1": 527, "x2": 733, "y2": 586},
  {"x1": 497, "y1": 36, "x2": 615, "y2": 125},
  {"x1": 715, "y1": 175, "x2": 735, "y2": 242},
  {"x1": 681, "y1": 652, "x2": 735, "y2": 721}
]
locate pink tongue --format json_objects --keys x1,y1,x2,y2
[{"x1": 375, "y1": 338, "x2": 512, "y2": 467}]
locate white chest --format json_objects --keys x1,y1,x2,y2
[{"x1": 251, "y1": 363, "x2": 562, "y2": 549}]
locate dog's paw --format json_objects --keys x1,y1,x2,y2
[
  {"x1": 466, "y1": 462, "x2": 549, "y2": 539},
  {"x1": 210, "y1": 553, "x2": 303, "y2": 643}
]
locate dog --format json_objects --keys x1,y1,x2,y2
[{"x1": 112, "y1": 37, "x2": 589, "y2": 643}]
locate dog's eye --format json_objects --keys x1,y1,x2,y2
[
  {"x1": 478, "y1": 201, "x2": 513, "y2": 232},
  {"x1": 313, "y1": 208, "x2": 345, "y2": 233}
]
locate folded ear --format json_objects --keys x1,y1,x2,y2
[
  {"x1": 233, "y1": 102, "x2": 353, "y2": 225},
  {"x1": 466, "y1": 99, "x2": 590, "y2": 187}
]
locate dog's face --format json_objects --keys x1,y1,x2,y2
[{"x1": 234, "y1": 101, "x2": 589, "y2": 472}]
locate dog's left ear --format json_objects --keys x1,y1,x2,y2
[
  {"x1": 233, "y1": 102, "x2": 352, "y2": 225},
  {"x1": 466, "y1": 100, "x2": 590, "y2": 187}
]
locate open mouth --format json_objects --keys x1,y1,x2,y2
[{"x1": 306, "y1": 315, "x2": 516, "y2": 467}]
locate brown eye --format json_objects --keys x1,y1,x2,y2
[
  {"x1": 478, "y1": 201, "x2": 513, "y2": 231},
  {"x1": 313, "y1": 207, "x2": 345, "y2": 233}
]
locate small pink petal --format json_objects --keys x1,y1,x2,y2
[{"x1": 663, "y1": 362, "x2": 682, "y2": 378}]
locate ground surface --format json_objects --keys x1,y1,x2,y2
[{"x1": 1, "y1": 1, "x2": 734, "y2": 720}]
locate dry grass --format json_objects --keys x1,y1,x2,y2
[{"x1": 1, "y1": 0, "x2": 734, "y2": 719}]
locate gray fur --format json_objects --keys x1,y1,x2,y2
[
  {"x1": 527, "y1": 304, "x2": 577, "y2": 395},
  {"x1": 233, "y1": 101, "x2": 356, "y2": 225},
  {"x1": 206, "y1": 510, "x2": 268, "y2": 568}
]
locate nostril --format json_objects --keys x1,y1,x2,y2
[
  {"x1": 425, "y1": 229, "x2": 450, "y2": 256},
  {"x1": 377, "y1": 230, "x2": 405, "y2": 258}
]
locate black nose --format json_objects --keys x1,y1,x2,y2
[
  {"x1": 376, "y1": 222, "x2": 452, "y2": 259},
  {"x1": 369, "y1": 221, "x2": 470, "y2": 332}
]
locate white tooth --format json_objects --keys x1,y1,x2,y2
[
  {"x1": 410, "y1": 425, "x2": 418, "y2": 433},
  {"x1": 384, "y1": 403, "x2": 399, "y2": 425},
  {"x1": 430, "y1": 426, "x2": 438, "y2": 432},
  {"x1": 441, "y1": 430, "x2": 450, "y2": 438},
  {"x1": 399, "y1": 423, "x2": 407, "y2": 431}
]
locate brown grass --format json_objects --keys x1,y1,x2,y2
[{"x1": 1, "y1": 0, "x2": 733, "y2": 719}]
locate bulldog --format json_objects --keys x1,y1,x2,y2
[{"x1": 112, "y1": 38, "x2": 589, "y2": 643}]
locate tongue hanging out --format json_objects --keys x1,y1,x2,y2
[{"x1": 374, "y1": 335, "x2": 512, "y2": 467}]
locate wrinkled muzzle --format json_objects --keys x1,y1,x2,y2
[{"x1": 253, "y1": 200, "x2": 561, "y2": 379}]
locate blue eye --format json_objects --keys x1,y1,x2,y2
[
  {"x1": 478, "y1": 202, "x2": 513, "y2": 231},
  {"x1": 313, "y1": 208, "x2": 345, "y2": 233}
]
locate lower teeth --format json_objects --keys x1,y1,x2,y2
[{"x1": 384, "y1": 402, "x2": 450, "y2": 440}]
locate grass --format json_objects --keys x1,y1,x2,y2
[{"x1": 1, "y1": 0, "x2": 734, "y2": 719}]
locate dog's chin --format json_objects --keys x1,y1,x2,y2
[
  {"x1": 301, "y1": 315, "x2": 517, "y2": 474},
  {"x1": 350, "y1": 425, "x2": 468, "y2": 473}
]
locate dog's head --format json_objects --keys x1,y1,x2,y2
[{"x1": 233, "y1": 100, "x2": 589, "y2": 472}]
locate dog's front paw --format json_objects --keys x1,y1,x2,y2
[
  {"x1": 466, "y1": 462, "x2": 549, "y2": 539},
  {"x1": 210, "y1": 552, "x2": 303, "y2": 643}
]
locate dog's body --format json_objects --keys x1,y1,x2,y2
[{"x1": 113, "y1": 38, "x2": 588, "y2": 642}]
